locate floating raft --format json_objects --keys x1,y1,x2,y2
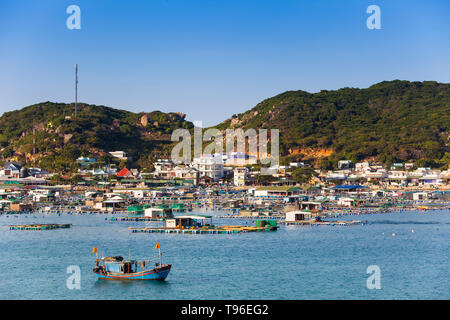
[
  {"x1": 108, "y1": 217, "x2": 164, "y2": 222},
  {"x1": 7, "y1": 223, "x2": 72, "y2": 230},
  {"x1": 216, "y1": 215, "x2": 284, "y2": 220},
  {"x1": 281, "y1": 220, "x2": 366, "y2": 226},
  {"x1": 129, "y1": 225, "x2": 277, "y2": 234}
]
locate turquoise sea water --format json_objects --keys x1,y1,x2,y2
[{"x1": 0, "y1": 210, "x2": 449, "y2": 300}]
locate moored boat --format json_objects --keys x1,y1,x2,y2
[{"x1": 92, "y1": 244, "x2": 171, "y2": 281}]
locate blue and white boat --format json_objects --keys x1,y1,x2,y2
[{"x1": 92, "y1": 246, "x2": 171, "y2": 281}]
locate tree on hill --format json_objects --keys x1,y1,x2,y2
[{"x1": 290, "y1": 167, "x2": 318, "y2": 184}]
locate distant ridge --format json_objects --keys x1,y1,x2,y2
[
  {"x1": 215, "y1": 80, "x2": 450, "y2": 169},
  {"x1": 1, "y1": 80, "x2": 449, "y2": 172}
]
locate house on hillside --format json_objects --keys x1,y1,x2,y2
[
  {"x1": 338, "y1": 160, "x2": 353, "y2": 170},
  {"x1": 355, "y1": 162, "x2": 371, "y2": 173},
  {"x1": 233, "y1": 167, "x2": 248, "y2": 186},
  {"x1": 76, "y1": 157, "x2": 97, "y2": 167},
  {"x1": 27, "y1": 167, "x2": 50, "y2": 178},
  {"x1": 0, "y1": 162, "x2": 22, "y2": 178},
  {"x1": 109, "y1": 151, "x2": 129, "y2": 161},
  {"x1": 191, "y1": 155, "x2": 224, "y2": 181},
  {"x1": 116, "y1": 168, "x2": 134, "y2": 178},
  {"x1": 91, "y1": 168, "x2": 108, "y2": 179},
  {"x1": 153, "y1": 159, "x2": 176, "y2": 178},
  {"x1": 198, "y1": 175, "x2": 214, "y2": 185}
]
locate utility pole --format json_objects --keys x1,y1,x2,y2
[
  {"x1": 33, "y1": 118, "x2": 36, "y2": 156},
  {"x1": 75, "y1": 64, "x2": 78, "y2": 118}
]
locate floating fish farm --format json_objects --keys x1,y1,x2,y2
[{"x1": 7, "y1": 223, "x2": 72, "y2": 231}]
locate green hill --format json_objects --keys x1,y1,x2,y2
[
  {"x1": 0, "y1": 102, "x2": 193, "y2": 172},
  {"x1": 216, "y1": 80, "x2": 450, "y2": 169},
  {"x1": 1, "y1": 80, "x2": 449, "y2": 174}
]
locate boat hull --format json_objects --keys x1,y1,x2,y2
[{"x1": 94, "y1": 264, "x2": 171, "y2": 281}]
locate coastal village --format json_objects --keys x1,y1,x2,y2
[
  {"x1": 1, "y1": 150, "x2": 449, "y2": 232},
  {"x1": 1, "y1": 0, "x2": 448, "y2": 300}
]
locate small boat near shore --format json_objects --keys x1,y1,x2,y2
[{"x1": 92, "y1": 244, "x2": 171, "y2": 281}]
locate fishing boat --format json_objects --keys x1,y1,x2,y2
[{"x1": 92, "y1": 244, "x2": 171, "y2": 281}]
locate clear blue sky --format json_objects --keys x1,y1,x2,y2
[{"x1": 0, "y1": 0, "x2": 449, "y2": 126}]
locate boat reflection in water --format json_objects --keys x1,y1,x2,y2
[{"x1": 92, "y1": 244, "x2": 171, "y2": 281}]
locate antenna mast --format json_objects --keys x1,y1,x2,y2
[
  {"x1": 33, "y1": 118, "x2": 36, "y2": 156},
  {"x1": 75, "y1": 64, "x2": 78, "y2": 118}
]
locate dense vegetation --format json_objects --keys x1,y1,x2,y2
[
  {"x1": 0, "y1": 102, "x2": 193, "y2": 172},
  {"x1": 1, "y1": 81, "x2": 448, "y2": 173},
  {"x1": 216, "y1": 81, "x2": 450, "y2": 169}
]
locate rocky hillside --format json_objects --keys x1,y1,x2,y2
[{"x1": 0, "y1": 102, "x2": 193, "y2": 172}]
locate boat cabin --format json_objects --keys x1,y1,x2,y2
[
  {"x1": 94, "y1": 256, "x2": 158, "y2": 274},
  {"x1": 93, "y1": 252, "x2": 171, "y2": 281}
]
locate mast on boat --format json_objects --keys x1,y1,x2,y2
[{"x1": 159, "y1": 247, "x2": 162, "y2": 266}]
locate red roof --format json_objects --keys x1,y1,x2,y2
[{"x1": 116, "y1": 168, "x2": 131, "y2": 177}]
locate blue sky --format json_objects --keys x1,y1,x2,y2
[{"x1": 0, "y1": 0, "x2": 449, "y2": 125}]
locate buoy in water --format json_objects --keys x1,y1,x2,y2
[{"x1": 392, "y1": 233, "x2": 396, "y2": 236}]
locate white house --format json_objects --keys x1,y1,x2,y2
[
  {"x1": 153, "y1": 159, "x2": 175, "y2": 178},
  {"x1": 338, "y1": 160, "x2": 353, "y2": 170},
  {"x1": 413, "y1": 192, "x2": 428, "y2": 201},
  {"x1": 326, "y1": 171, "x2": 348, "y2": 180},
  {"x1": 144, "y1": 207, "x2": 173, "y2": 219},
  {"x1": 289, "y1": 162, "x2": 305, "y2": 168},
  {"x1": 191, "y1": 155, "x2": 224, "y2": 181},
  {"x1": 233, "y1": 167, "x2": 248, "y2": 186},
  {"x1": 223, "y1": 152, "x2": 257, "y2": 166},
  {"x1": 337, "y1": 197, "x2": 355, "y2": 207},
  {"x1": 388, "y1": 170, "x2": 409, "y2": 185},
  {"x1": 355, "y1": 162, "x2": 371, "y2": 173},
  {"x1": 285, "y1": 210, "x2": 313, "y2": 222},
  {"x1": 109, "y1": 151, "x2": 128, "y2": 160},
  {"x1": 153, "y1": 160, "x2": 198, "y2": 184},
  {"x1": 0, "y1": 162, "x2": 22, "y2": 178}
]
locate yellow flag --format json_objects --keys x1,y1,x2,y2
[
  {"x1": 155, "y1": 243, "x2": 160, "y2": 250},
  {"x1": 92, "y1": 246, "x2": 98, "y2": 253}
]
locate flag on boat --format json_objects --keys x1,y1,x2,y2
[
  {"x1": 92, "y1": 246, "x2": 97, "y2": 253},
  {"x1": 155, "y1": 243, "x2": 160, "y2": 250}
]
